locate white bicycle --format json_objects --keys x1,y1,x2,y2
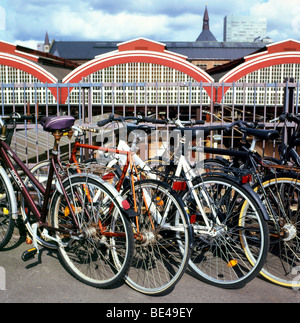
[{"x1": 90, "y1": 115, "x2": 270, "y2": 289}]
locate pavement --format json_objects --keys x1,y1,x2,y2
[{"x1": 0, "y1": 226, "x2": 299, "y2": 305}]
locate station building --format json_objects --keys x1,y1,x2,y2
[{"x1": 0, "y1": 6, "x2": 299, "y2": 122}]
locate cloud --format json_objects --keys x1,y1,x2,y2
[
  {"x1": 250, "y1": 0, "x2": 300, "y2": 40},
  {"x1": 1, "y1": 0, "x2": 298, "y2": 48},
  {"x1": 51, "y1": 9, "x2": 172, "y2": 41}
]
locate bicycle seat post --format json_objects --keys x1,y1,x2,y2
[
  {"x1": 0, "y1": 124, "x2": 6, "y2": 142},
  {"x1": 52, "y1": 130, "x2": 63, "y2": 153}
]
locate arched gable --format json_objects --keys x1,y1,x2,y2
[
  {"x1": 61, "y1": 38, "x2": 214, "y2": 103},
  {"x1": 216, "y1": 40, "x2": 300, "y2": 102},
  {"x1": 0, "y1": 52, "x2": 58, "y2": 83},
  {"x1": 0, "y1": 52, "x2": 58, "y2": 98}
]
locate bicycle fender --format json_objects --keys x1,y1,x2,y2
[
  {"x1": 65, "y1": 172, "x2": 125, "y2": 205},
  {"x1": 51, "y1": 173, "x2": 135, "y2": 219},
  {"x1": 0, "y1": 166, "x2": 18, "y2": 220},
  {"x1": 242, "y1": 183, "x2": 270, "y2": 221}
]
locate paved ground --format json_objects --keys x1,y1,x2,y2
[{"x1": 0, "y1": 227, "x2": 299, "y2": 305}]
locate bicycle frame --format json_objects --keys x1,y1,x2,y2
[
  {"x1": 0, "y1": 139, "x2": 78, "y2": 236},
  {"x1": 70, "y1": 135, "x2": 187, "y2": 234},
  {"x1": 75, "y1": 128, "x2": 224, "y2": 234}
]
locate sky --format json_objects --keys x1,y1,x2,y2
[{"x1": 0, "y1": 0, "x2": 299, "y2": 50}]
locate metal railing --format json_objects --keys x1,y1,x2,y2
[{"x1": 0, "y1": 80, "x2": 299, "y2": 166}]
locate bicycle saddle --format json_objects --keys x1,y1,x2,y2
[
  {"x1": 239, "y1": 127, "x2": 279, "y2": 141},
  {"x1": 40, "y1": 116, "x2": 75, "y2": 132}
]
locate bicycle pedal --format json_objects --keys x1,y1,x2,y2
[{"x1": 21, "y1": 247, "x2": 38, "y2": 262}]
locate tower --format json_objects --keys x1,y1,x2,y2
[
  {"x1": 44, "y1": 31, "x2": 50, "y2": 53},
  {"x1": 196, "y1": 5, "x2": 217, "y2": 42}
]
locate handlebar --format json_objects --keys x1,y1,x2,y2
[
  {"x1": 0, "y1": 113, "x2": 36, "y2": 121},
  {"x1": 96, "y1": 114, "x2": 206, "y2": 128},
  {"x1": 95, "y1": 114, "x2": 268, "y2": 133},
  {"x1": 280, "y1": 113, "x2": 300, "y2": 124},
  {"x1": 0, "y1": 113, "x2": 36, "y2": 127}
]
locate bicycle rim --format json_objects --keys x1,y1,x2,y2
[
  {"x1": 51, "y1": 176, "x2": 134, "y2": 288},
  {"x1": 0, "y1": 173, "x2": 14, "y2": 249},
  {"x1": 122, "y1": 179, "x2": 191, "y2": 295},
  {"x1": 186, "y1": 176, "x2": 269, "y2": 288},
  {"x1": 20, "y1": 161, "x2": 57, "y2": 249},
  {"x1": 254, "y1": 174, "x2": 300, "y2": 288}
]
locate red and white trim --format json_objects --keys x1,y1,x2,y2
[
  {"x1": 0, "y1": 52, "x2": 58, "y2": 83},
  {"x1": 220, "y1": 52, "x2": 300, "y2": 83},
  {"x1": 63, "y1": 50, "x2": 213, "y2": 84}
]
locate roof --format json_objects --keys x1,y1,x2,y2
[
  {"x1": 196, "y1": 30, "x2": 217, "y2": 42},
  {"x1": 196, "y1": 5, "x2": 217, "y2": 42},
  {"x1": 0, "y1": 41, "x2": 79, "y2": 80},
  {"x1": 50, "y1": 41, "x2": 119, "y2": 61},
  {"x1": 206, "y1": 39, "x2": 300, "y2": 81},
  {"x1": 50, "y1": 40, "x2": 266, "y2": 62}
]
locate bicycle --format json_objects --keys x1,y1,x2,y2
[
  {"x1": 20, "y1": 115, "x2": 192, "y2": 295},
  {"x1": 77, "y1": 114, "x2": 270, "y2": 289},
  {"x1": 0, "y1": 113, "x2": 134, "y2": 289},
  {"x1": 198, "y1": 118, "x2": 300, "y2": 288}
]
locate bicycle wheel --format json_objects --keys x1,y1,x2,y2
[
  {"x1": 20, "y1": 160, "x2": 57, "y2": 249},
  {"x1": 122, "y1": 179, "x2": 191, "y2": 295},
  {"x1": 183, "y1": 175, "x2": 269, "y2": 289},
  {"x1": 50, "y1": 175, "x2": 134, "y2": 288},
  {"x1": 253, "y1": 173, "x2": 300, "y2": 288},
  {"x1": 0, "y1": 172, "x2": 14, "y2": 249}
]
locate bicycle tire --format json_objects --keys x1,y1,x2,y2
[
  {"x1": 50, "y1": 175, "x2": 134, "y2": 289},
  {"x1": 183, "y1": 175, "x2": 269, "y2": 289},
  {"x1": 121, "y1": 179, "x2": 191, "y2": 295},
  {"x1": 0, "y1": 172, "x2": 14, "y2": 250},
  {"x1": 253, "y1": 173, "x2": 300, "y2": 288}
]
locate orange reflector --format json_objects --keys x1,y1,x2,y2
[
  {"x1": 26, "y1": 236, "x2": 33, "y2": 245},
  {"x1": 156, "y1": 197, "x2": 164, "y2": 206},
  {"x1": 190, "y1": 214, "x2": 196, "y2": 224},
  {"x1": 102, "y1": 173, "x2": 115, "y2": 181},
  {"x1": 228, "y1": 260, "x2": 238, "y2": 267},
  {"x1": 242, "y1": 175, "x2": 252, "y2": 184},
  {"x1": 64, "y1": 204, "x2": 75, "y2": 217},
  {"x1": 172, "y1": 181, "x2": 187, "y2": 191}
]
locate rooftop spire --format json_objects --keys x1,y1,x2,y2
[
  {"x1": 203, "y1": 5, "x2": 209, "y2": 31},
  {"x1": 45, "y1": 31, "x2": 50, "y2": 46},
  {"x1": 196, "y1": 5, "x2": 217, "y2": 42}
]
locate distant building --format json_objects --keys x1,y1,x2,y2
[
  {"x1": 224, "y1": 15, "x2": 268, "y2": 42},
  {"x1": 49, "y1": 7, "x2": 266, "y2": 71},
  {"x1": 196, "y1": 5, "x2": 217, "y2": 42},
  {"x1": 37, "y1": 31, "x2": 51, "y2": 53}
]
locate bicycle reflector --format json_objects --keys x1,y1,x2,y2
[
  {"x1": 172, "y1": 181, "x2": 187, "y2": 191},
  {"x1": 241, "y1": 174, "x2": 252, "y2": 184},
  {"x1": 228, "y1": 260, "x2": 238, "y2": 268},
  {"x1": 122, "y1": 200, "x2": 131, "y2": 210},
  {"x1": 190, "y1": 214, "x2": 197, "y2": 224},
  {"x1": 102, "y1": 172, "x2": 115, "y2": 181}
]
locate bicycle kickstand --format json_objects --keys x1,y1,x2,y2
[{"x1": 21, "y1": 223, "x2": 39, "y2": 262}]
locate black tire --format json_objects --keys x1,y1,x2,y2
[
  {"x1": 0, "y1": 173, "x2": 14, "y2": 250},
  {"x1": 122, "y1": 179, "x2": 191, "y2": 295},
  {"x1": 50, "y1": 175, "x2": 134, "y2": 288},
  {"x1": 184, "y1": 175, "x2": 269, "y2": 289},
  {"x1": 253, "y1": 173, "x2": 300, "y2": 288}
]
